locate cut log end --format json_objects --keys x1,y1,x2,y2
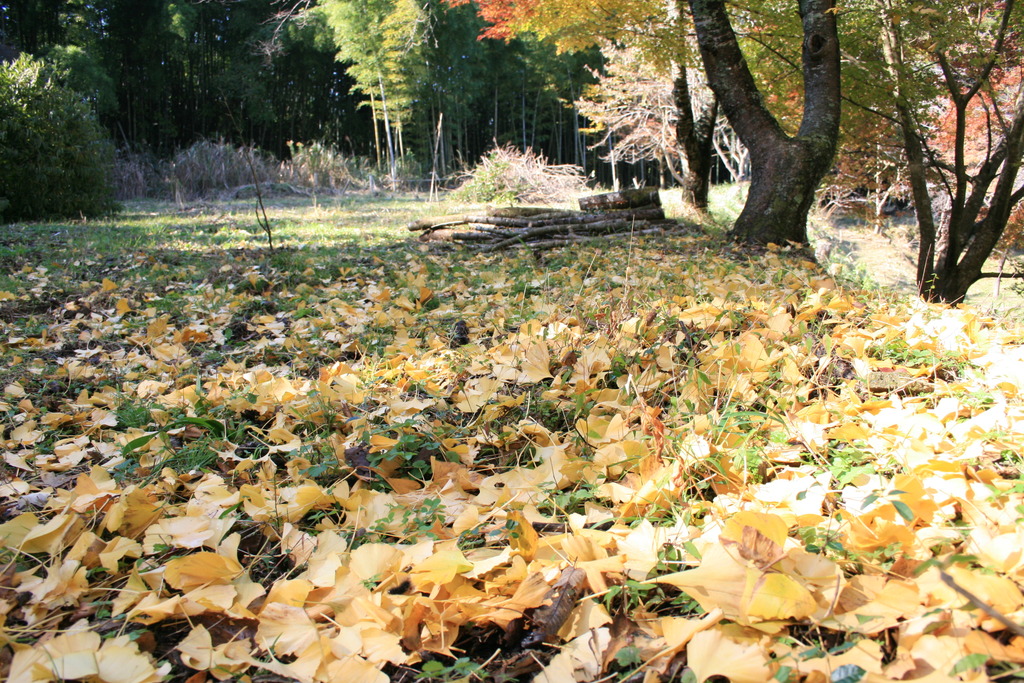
[{"x1": 577, "y1": 187, "x2": 661, "y2": 211}]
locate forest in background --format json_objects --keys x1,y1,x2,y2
[
  {"x1": 2, "y1": 0, "x2": 1024, "y2": 304},
  {"x1": 0, "y1": 0, "x2": 616, "y2": 188}
]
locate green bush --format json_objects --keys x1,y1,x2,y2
[{"x1": 0, "y1": 55, "x2": 118, "y2": 222}]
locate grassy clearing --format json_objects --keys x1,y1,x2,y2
[
  {"x1": 3, "y1": 190, "x2": 1024, "y2": 682},
  {"x1": 813, "y1": 209, "x2": 1024, "y2": 317}
]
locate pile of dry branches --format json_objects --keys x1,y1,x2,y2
[
  {"x1": 409, "y1": 188, "x2": 684, "y2": 252},
  {"x1": 452, "y1": 146, "x2": 590, "y2": 204}
]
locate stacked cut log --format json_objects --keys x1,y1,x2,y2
[{"x1": 407, "y1": 188, "x2": 682, "y2": 252}]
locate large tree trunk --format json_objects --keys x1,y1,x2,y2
[
  {"x1": 687, "y1": 0, "x2": 841, "y2": 244},
  {"x1": 674, "y1": 64, "x2": 718, "y2": 213}
]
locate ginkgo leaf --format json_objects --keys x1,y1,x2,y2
[
  {"x1": 164, "y1": 551, "x2": 244, "y2": 589},
  {"x1": 485, "y1": 572, "x2": 554, "y2": 627},
  {"x1": 744, "y1": 572, "x2": 817, "y2": 621},
  {"x1": 14, "y1": 196, "x2": 1024, "y2": 683},
  {"x1": 722, "y1": 523, "x2": 787, "y2": 569},
  {"x1": 348, "y1": 542, "x2": 405, "y2": 582},
  {"x1": 97, "y1": 536, "x2": 143, "y2": 573},
  {"x1": 659, "y1": 608, "x2": 723, "y2": 652},
  {"x1": 177, "y1": 624, "x2": 254, "y2": 681},
  {"x1": 410, "y1": 549, "x2": 473, "y2": 588},
  {"x1": 322, "y1": 654, "x2": 390, "y2": 683},
  {"x1": 20, "y1": 513, "x2": 83, "y2": 555},
  {"x1": 534, "y1": 627, "x2": 610, "y2": 683},
  {"x1": 656, "y1": 543, "x2": 817, "y2": 623},
  {"x1": 357, "y1": 627, "x2": 407, "y2": 664},
  {"x1": 965, "y1": 630, "x2": 1024, "y2": 665},
  {"x1": 105, "y1": 488, "x2": 161, "y2": 538},
  {"x1": 507, "y1": 509, "x2": 540, "y2": 561},
  {"x1": 11, "y1": 421, "x2": 41, "y2": 445},
  {"x1": 656, "y1": 544, "x2": 749, "y2": 619},
  {"x1": 0, "y1": 512, "x2": 39, "y2": 548},
  {"x1": 95, "y1": 637, "x2": 172, "y2": 683},
  {"x1": 454, "y1": 377, "x2": 502, "y2": 412},
  {"x1": 686, "y1": 626, "x2": 772, "y2": 683},
  {"x1": 41, "y1": 631, "x2": 102, "y2": 680},
  {"x1": 143, "y1": 516, "x2": 216, "y2": 552},
  {"x1": 177, "y1": 624, "x2": 216, "y2": 671},
  {"x1": 517, "y1": 340, "x2": 553, "y2": 383},
  {"x1": 256, "y1": 602, "x2": 320, "y2": 657},
  {"x1": 576, "y1": 413, "x2": 631, "y2": 445},
  {"x1": 10, "y1": 631, "x2": 169, "y2": 683}
]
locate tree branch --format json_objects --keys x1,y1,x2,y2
[
  {"x1": 975, "y1": 272, "x2": 1024, "y2": 280},
  {"x1": 687, "y1": 0, "x2": 788, "y2": 151},
  {"x1": 796, "y1": 0, "x2": 841, "y2": 141},
  {"x1": 961, "y1": 0, "x2": 1016, "y2": 104}
]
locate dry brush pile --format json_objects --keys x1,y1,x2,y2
[
  {"x1": 450, "y1": 146, "x2": 590, "y2": 205},
  {"x1": 113, "y1": 140, "x2": 373, "y2": 201}
]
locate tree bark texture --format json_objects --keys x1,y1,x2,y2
[
  {"x1": 878, "y1": 0, "x2": 1023, "y2": 303},
  {"x1": 930, "y1": 83, "x2": 1024, "y2": 302},
  {"x1": 687, "y1": 0, "x2": 840, "y2": 244},
  {"x1": 674, "y1": 64, "x2": 719, "y2": 212}
]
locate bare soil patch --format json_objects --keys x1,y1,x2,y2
[{"x1": 814, "y1": 215, "x2": 1024, "y2": 315}]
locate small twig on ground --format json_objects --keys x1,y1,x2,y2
[
  {"x1": 244, "y1": 147, "x2": 274, "y2": 251},
  {"x1": 939, "y1": 569, "x2": 1024, "y2": 638}
]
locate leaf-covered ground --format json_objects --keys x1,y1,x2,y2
[{"x1": 3, "y1": 195, "x2": 1024, "y2": 683}]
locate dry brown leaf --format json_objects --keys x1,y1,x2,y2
[{"x1": 524, "y1": 566, "x2": 587, "y2": 646}]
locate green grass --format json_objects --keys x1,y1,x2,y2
[{"x1": 0, "y1": 194, "x2": 437, "y2": 304}]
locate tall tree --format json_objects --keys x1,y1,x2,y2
[
  {"x1": 319, "y1": 0, "x2": 426, "y2": 183},
  {"x1": 673, "y1": 63, "x2": 718, "y2": 210},
  {"x1": 862, "y1": 0, "x2": 1024, "y2": 303},
  {"x1": 449, "y1": 0, "x2": 721, "y2": 212},
  {"x1": 0, "y1": 0, "x2": 67, "y2": 53},
  {"x1": 576, "y1": 45, "x2": 718, "y2": 206},
  {"x1": 687, "y1": 0, "x2": 841, "y2": 244}
]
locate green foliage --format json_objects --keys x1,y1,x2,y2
[
  {"x1": 452, "y1": 147, "x2": 521, "y2": 204},
  {"x1": 117, "y1": 413, "x2": 246, "y2": 482},
  {"x1": 357, "y1": 498, "x2": 447, "y2": 546},
  {"x1": 43, "y1": 44, "x2": 117, "y2": 115},
  {"x1": 319, "y1": 0, "x2": 426, "y2": 127},
  {"x1": 830, "y1": 664, "x2": 867, "y2": 683},
  {"x1": 0, "y1": 55, "x2": 117, "y2": 222},
  {"x1": 415, "y1": 656, "x2": 484, "y2": 682}
]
